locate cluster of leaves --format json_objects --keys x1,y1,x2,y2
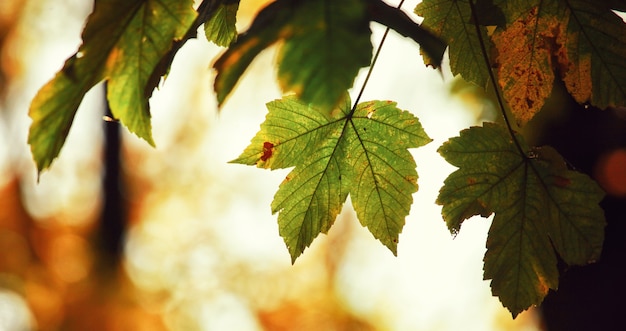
[{"x1": 28, "y1": 0, "x2": 624, "y2": 318}]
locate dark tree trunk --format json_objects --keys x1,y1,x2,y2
[
  {"x1": 535, "y1": 91, "x2": 626, "y2": 330},
  {"x1": 96, "y1": 84, "x2": 126, "y2": 273}
]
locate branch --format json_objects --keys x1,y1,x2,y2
[{"x1": 366, "y1": 0, "x2": 446, "y2": 68}]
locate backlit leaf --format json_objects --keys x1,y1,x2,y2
[
  {"x1": 213, "y1": 0, "x2": 294, "y2": 107},
  {"x1": 415, "y1": 0, "x2": 503, "y2": 87},
  {"x1": 29, "y1": 0, "x2": 196, "y2": 172},
  {"x1": 203, "y1": 0, "x2": 240, "y2": 47},
  {"x1": 232, "y1": 94, "x2": 431, "y2": 262},
  {"x1": 559, "y1": 0, "x2": 626, "y2": 109},
  {"x1": 493, "y1": 0, "x2": 626, "y2": 124},
  {"x1": 437, "y1": 122, "x2": 605, "y2": 317},
  {"x1": 277, "y1": 0, "x2": 371, "y2": 111},
  {"x1": 492, "y1": 5, "x2": 560, "y2": 125},
  {"x1": 214, "y1": 0, "x2": 372, "y2": 112}
]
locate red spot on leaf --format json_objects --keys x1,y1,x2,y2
[
  {"x1": 261, "y1": 142, "x2": 274, "y2": 161},
  {"x1": 468, "y1": 177, "x2": 477, "y2": 185},
  {"x1": 552, "y1": 175, "x2": 571, "y2": 188}
]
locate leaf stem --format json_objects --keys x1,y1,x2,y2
[
  {"x1": 351, "y1": 0, "x2": 406, "y2": 114},
  {"x1": 468, "y1": 0, "x2": 526, "y2": 157},
  {"x1": 146, "y1": 0, "x2": 215, "y2": 92}
]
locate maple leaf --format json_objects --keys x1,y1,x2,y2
[
  {"x1": 203, "y1": 0, "x2": 239, "y2": 47},
  {"x1": 29, "y1": 0, "x2": 197, "y2": 173},
  {"x1": 232, "y1": 94, "x2": 431, "y2": 262},
  {"x1": 558, "y1": 0, "x2": 626, "y2": 109},
  {"x1": 415, "y1": 0, "x2": 504, "y2": 87},
  {"x1": 437, "y1": 122, "x2": 605, "y2": 317},
  {"x1": 491, "y1": 5, "x2": 558, "y2": 125},
  {"x1": 492, "y1": 0, "x2": 626, "y2": 125}
]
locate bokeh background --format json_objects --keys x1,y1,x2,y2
[{"x1": 0, "y1": 0, "x2": 554, "y2": 330}]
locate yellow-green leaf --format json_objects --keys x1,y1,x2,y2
[
  {"x1": 29, "y1": 0, "x2": 196, "y2": 172},
  {"x1": 204, "y1": 0, "x2": 240, "y2": 47},
  {"x1": 276, "y1": 0, "x2": 371, "y2": 112},
  {"x1": 213, "y1": 0, "x2": 371, "y2": 112},
  {"x1": 232, "y1": 94, "x2": 431, "y2": 262}
]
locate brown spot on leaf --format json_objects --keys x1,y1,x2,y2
[
  {"x1": 261, "y1": 142, "x2": 274, "y2": 162},
  {"x1": 493, "y1": 7, "x2": 562, "y2": 126},
  {"x1": 467, "y1": 177, "x2": 477, "y2": 185},
  {"x1": 552, "y1": 175, "x2": 571, "y2": 188}
]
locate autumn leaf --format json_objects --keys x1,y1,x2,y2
[
  {"x1": 232, "y1": 94, "x2": 431, "y2": 262},
  {"x1": 491, "y1": 5, "x2": 559, "y2": 125},
  {"x1": 203, "y1": 0, "x2": 239, "y2": 47},
  {"x1": 492, "y1": 0, "x2": 626, "y2": 124},
  {"x1": 214, "y1": 0, "x2": 371, "y2": 112},
  {"x1": 558, "y1": 0, "x2": 626, "y2": 109},
  {"x1": 437, "y1": 122, "x2": 605, "y2": 317},
  {"x1": 29, "y1": 0, "x2": 197, "y2": 172}
]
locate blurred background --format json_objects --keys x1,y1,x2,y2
[{"x1": 0, "y1": 0, "x2": 552, "y2": 330}]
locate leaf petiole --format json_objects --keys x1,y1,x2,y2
[
  {"x1": 351, "y1": 0, "x2": 406, "y2": 115},
  {"x1": 467, "y1": 0, "x2": 526, "y2": 158}
]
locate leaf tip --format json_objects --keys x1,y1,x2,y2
[
  {"x1": 385, "y1": 237, "x2": 399, "y2": 256},
  {"x1": 290, "y1": 254, "x2": 299, "y2": 265},
  {"x1": 142, "y1": 133, "x2": 156, "y2": 147},
  {"x1": 287, "y1": 244, "x2": 304, "y2": 265}
]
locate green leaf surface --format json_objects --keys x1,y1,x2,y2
[
  {"x1": 204, "y1": 0, "x2": 240, "y2": 47},
  {"x1": 213, "y1": 0, "x2": 293, "y2": 107},
  {"x1": 232, "y1": 94, "x2": 431, "y2": 262},
  {"x1": 213, "y1": 0, "x2": 371, "y2": 112},
  {"x1": 29, "y1": 0, "x2": 196, "y2": 172},
  {"x1": 437, "y1": 122, "x2": 605, "y2": 317},
  {"x1": 276, "y1": 0, "x2": 372, "y2": 111},
  {"x1": 415, "y1": 0, "x2": 502, "y2": 87}
]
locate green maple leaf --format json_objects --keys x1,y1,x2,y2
[
  {"x1": 232, "y1": 94, "x2": 431, "y2": 262},
  {"x1": 29, "y1": 0, "x2": 197, "y2": 173},
  {"x1": 213, "y1": 0, "x2": 371, "y2": 112},
  {"x1": 275, "y1": 0, "x2": 371, "y2": 111},
  {"x1": 415, "y1": 0, "x2": 504, "y2": 87},
  {"x1": 437, "y1": 122, "x2": 605, "y2": 317},
  {"x1": 203, "y1": 0, "x2": 239, "y2": 47}
]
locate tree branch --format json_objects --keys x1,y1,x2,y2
[{"x1": 366, "y1": 0, "x2": 446, "y2": 68}]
